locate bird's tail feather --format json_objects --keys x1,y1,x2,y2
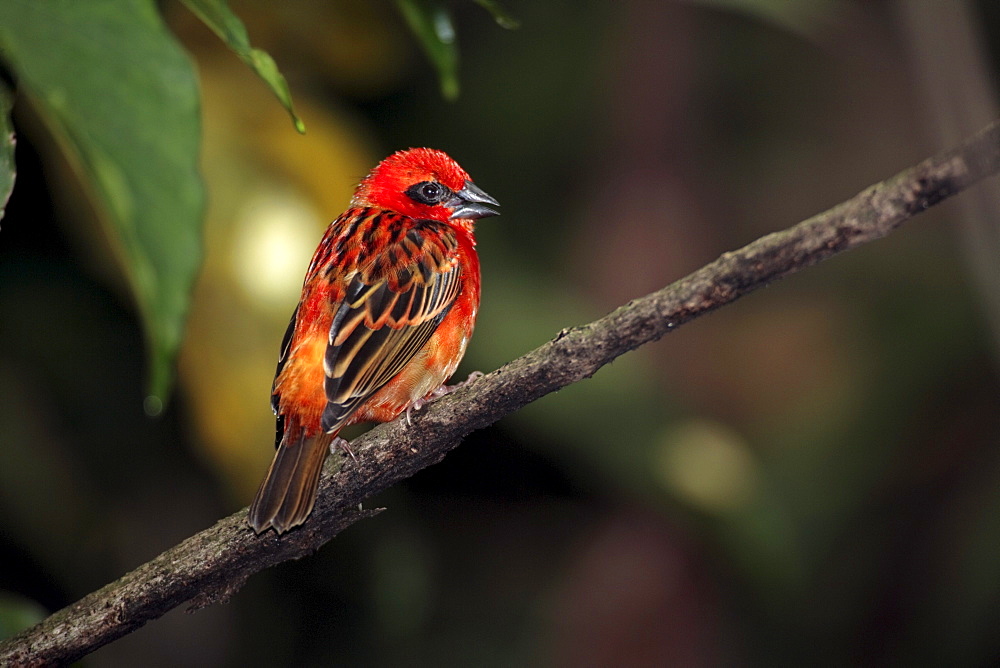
[{"x1": 248, "y1": 430, "x2": 333, "y2": 534}]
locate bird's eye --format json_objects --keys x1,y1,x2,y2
[{"x1": 406, "y1": 181, "x2": 448, "y2": 205}]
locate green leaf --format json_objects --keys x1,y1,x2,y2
[
  {"x1": 0, "y1": 0, "x2": 205, "y2": 407},
  {"x1": 682, "y1": 0, "x2": 844, "y2": 39},
  {"x1": 0, "y1": 592, "x2": 46, "y2": 641},
  {"x1": 0, "y1": 82, "x2": 14, "y2": 225},
  {"x1": 181, "y1": 0, "x2": 305, "y2": 133},
  {"x1": 473, "y1": 0, "x2": 520, "y2": 29},
  {"x1": 395, "y1": 0, "x2": 460, "y2": 101}
]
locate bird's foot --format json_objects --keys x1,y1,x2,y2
[
  {"x1": 445, "y1": 370, "x2": 485, "y2": 392},
  {"x1": 330, "y1": 435, "x2": 357, "y2": 462},
  {"x1": 405, "y1": 371, "x2": 485, "y2": 426}
]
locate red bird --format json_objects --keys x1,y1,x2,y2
[{"x1": 249, "y1": 148, "x2": 498, "y2": 534}]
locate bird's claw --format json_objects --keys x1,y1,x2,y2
[
  {"x1": 403, "y1": 371, "x2": 484, "y2": 428},
  {"x1": 405, "y1": 400, "x2": 422, "y2": 427},
  {"x1": 455, "y1": 370, "x2": 485, "y2": 387},
  {"x1": 331, "y1": 435, "x2": 357, "y2": 462}
]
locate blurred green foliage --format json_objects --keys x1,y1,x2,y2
[
  {"x1": 0, "y1": 0, "x2": 204, "y2": 404},
  {"x1": 0, "y1": 593, "x2": 45, "y2": 643},
  {"x1": 181, "y1": 0, "x2": 305, "y2": 133},
  {"x1": 395, "y1": 0, "x2": 462, "y2": 100},
  {"x1": 392, "y1": 0, "x2": 515, "y2": 100},
  {"x1": 0, "y1": 82, "x2": 13, "y2": 220}
]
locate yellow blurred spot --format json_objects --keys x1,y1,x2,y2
[
  {"x1": 230, "y1": 188, "x2": 320, "y2": 311},
  {"x1": 656, "y1": 419, "x2": 758, "y2": 513}
]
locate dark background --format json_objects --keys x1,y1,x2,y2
[{"x1": 3, "y1": 1, "x2": 1000, "y2": 665}]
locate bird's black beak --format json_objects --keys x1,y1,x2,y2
[{"x1": 448, "y1": 181, "x2": 500, "y2": 220}]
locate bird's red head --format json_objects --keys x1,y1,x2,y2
[{"x1": 352, "y1": 148, "x2": 499, "y2": 225}]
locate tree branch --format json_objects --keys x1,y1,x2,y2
[{"x1": 3, "y1": 118, "x2": 1000, "y2": 666}]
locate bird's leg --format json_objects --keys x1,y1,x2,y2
[
  {"x1": 330, "y1": 435, "x2": 357, "y2": 462},
  {"x1": 405, "y1": 371, "x2": 485, "y2": 426}
]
